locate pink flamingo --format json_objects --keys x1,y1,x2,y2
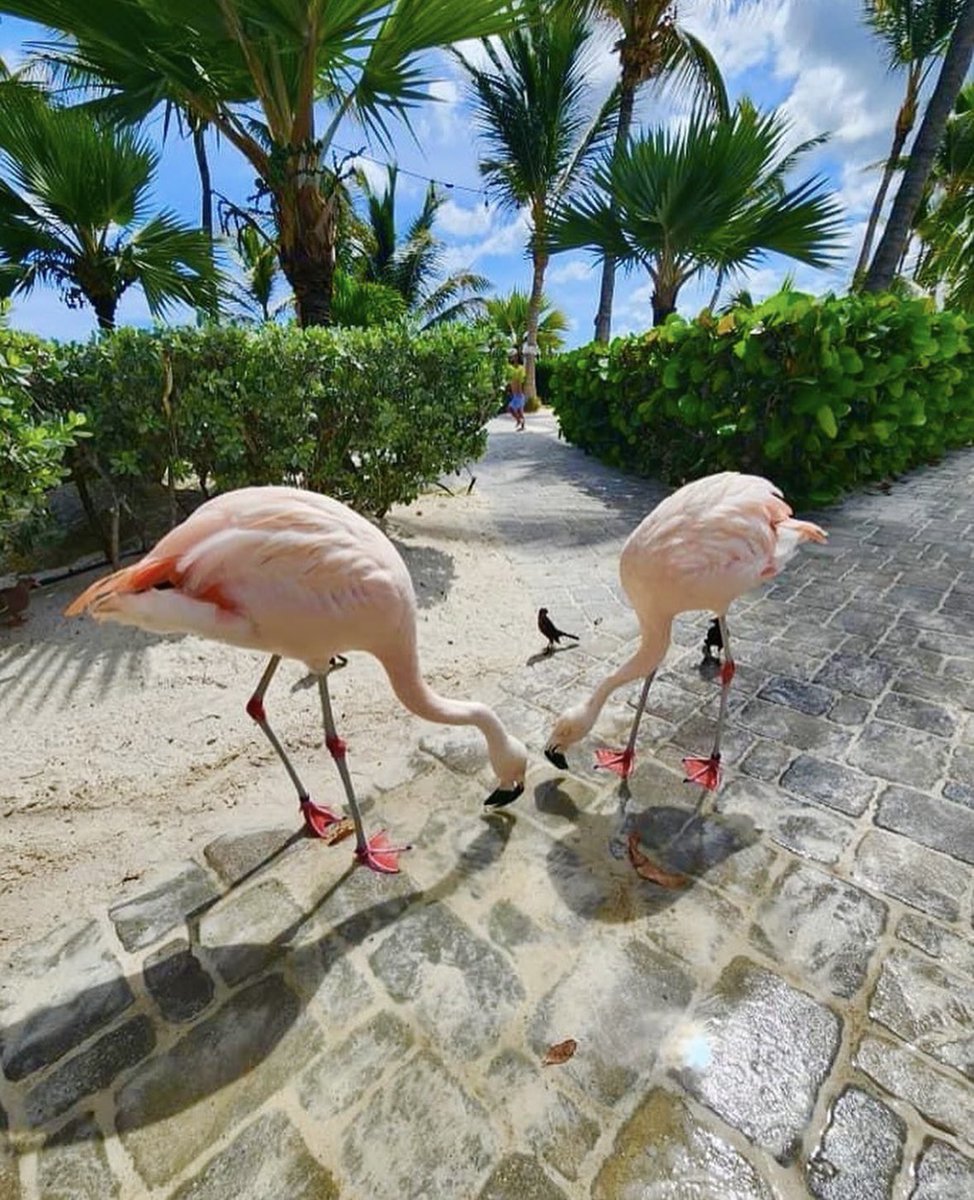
[
  {"x1": 544, "y1": 472, "x2": 826, "y2": 789},
  {"x1": 66, "y1": 486, "x2": 528, "y2": 873}
]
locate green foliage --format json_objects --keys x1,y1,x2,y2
[
  {"x1": 0, "y1": 326, "x2": 85, "y2": 552},
  {"x1": 33, "y1": 323, "x2": 504, "y2": 523},
  {"x1": 549, "y1": 289, "x2": 974, "y2": 507}
]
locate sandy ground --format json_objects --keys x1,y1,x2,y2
[{"x1": 0, "y1": 489, "x2": 537, "y2": 953}]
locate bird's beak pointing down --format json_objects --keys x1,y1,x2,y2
[
  {"x1": 484, "y1": 782, "x2": 524, "y2": 809},
  {"x1": 544, "y1": 745, "x2": 568, "y2": 771}
]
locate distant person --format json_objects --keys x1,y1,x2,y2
[{"x1": 506, "y1": 362, "x2": 527, "y2": 431}]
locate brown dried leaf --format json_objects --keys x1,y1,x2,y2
[
  {"x1": 542, "y1": 1038, "x2": 578, "y2": 1066},
  {"x1": 627, "y1": 832, "x2": 689, "y2": 889},
  {"x1": 319, "y1": 818, "x2": 355, "y2": 846}
]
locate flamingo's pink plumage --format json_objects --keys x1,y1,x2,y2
[
  {"x1": 67, "y1": 486, "x2": 528, "y2": 873},
  {"x1": 545, "y1": 471, "x2": 826, "y2": 787}
]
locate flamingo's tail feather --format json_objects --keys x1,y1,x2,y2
[{"x1": 64, "y1": 557, "x2": 179, "y2": 617}]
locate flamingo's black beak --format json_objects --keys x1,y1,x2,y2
[
  {"x1": 544, "y1": 745, "x2": 568, "y2": 770},
  {"x1": 484, "y1": 782, "x2": 524, "y2": 808}
]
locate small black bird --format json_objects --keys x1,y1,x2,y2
[
  {"x1": 701, "y1": 617, "x2": 723, "y2": 662},
  {"x1": 538, "y1": 607, "x2": 579, "y2": 653}
]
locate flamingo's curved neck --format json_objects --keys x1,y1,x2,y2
[
  {"x1": 380, "y1": 637, "x2": 506, "y2": 749},
  {"x1": 584, "y1": 612, "x2": 673, "y2": 730}
]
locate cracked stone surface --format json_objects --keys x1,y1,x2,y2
[{"x1": 3, "y1": 415, "x2": 974, "y2": 1199}]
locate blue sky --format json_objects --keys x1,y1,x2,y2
[{"x1": 0, "y1": 1, "x2": 943, "y2": 346}]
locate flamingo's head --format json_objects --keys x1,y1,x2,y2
[
  {"x1": 543, "y1": 702, "x2": 592, "y2": 770},
  {"x1": 484, "y1": 732, "x2": 528, "y2": 808}
]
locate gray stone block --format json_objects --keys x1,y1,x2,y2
[
  {"x1": 855, "y1": 1036, "x2": 974, "y2": 1145},
  {"x1": 869, "y1": 948, "x2": 974, "y2": 1080},
  {"x1": 592, "y1": 1087, "x2": 773, "y2": 1199},
  {"x1": 199, "y1": 878, "x2": 304, "y2": 986},
  {"x1": 109, "y1": 862, "x2": 220, "y2": 951},
  {"x1": 478, "y1": 1155, "x2": 569, "y2": 1200},
  {"x1": 483, "y1": 1050, "x2": 600, "y2": 1183},
  {"x1": 848, "y1": 722, "x2": 949, "y2": 790},
  {"x1": 780, "y1": 755, "x2": 875, "y2": 817},
  {"x1": 750, "y1": 862, "x2": 886, "y2": 999},
  {"x1": 170, "y1": 1109, "x2": 338, "y2": 1199},
  {"x1": 676, "y1": 957, "x2": 842, "y2": 1165},
  {"x1": 143, "y1": 940, "x2": 215, "y2": 1023},
  {"x1": 25, "y1": 1015, "x2": 155, "y2": 1127},
  {"x1": 0, "y1": 920, "x2": 133, "y2": 1081},
  {"x1": 715, "y1": 777, "x2": 855, "y2": 866},
  {"x1": 735, "y1": 698, "x2": 851, "y2": 756},
  {"x1": 342, "y1": 1050, "x2": 494, "y2": 1199},
  {"x1": 875, "y1": 693, "x2": 956, "y2": 738},
  {"x1": 530, "y1": 938, "x2": 693, "y2": 1107},
  {"x1": 814, "y1": 653, "x2": 893, "y2": 699},
  {"x1": 203, "y1": 826, "x2": 297, "y2": 886},
  {"x1": 806, "y1": 1086, "x2": 905, "y2": 1200},
  {"x1": 910, "y1": 1139, "x2": 974, "y2": 1199},
  {"x1": 827, "y1": 695, "x2": 873, "y2": 727},
  {"x1": 298, "y1": 1011, "x2": 413, "y2": 1119},
  {"x1": 116, "y1": 974, "x2": 321, "y2": 1187},
  {"x1": 875, "y1": 786, "x2": 974, "y2": 866},
  {"x1": 36, "y1": 1115, "x2": 118, "y2": 1200},
  {"x1": 758, "y1": 676, "x2": 834, "y2": 716},
  {"x1": 895, "y1": 914, "x2": 974, "y2": 979},
  {"x1": 853, "y1": 831, "x2": 969, "y2": 922},
  {"x1": 368, "y1": 903, "x2": 524, "y2": 1058},
  {"x1": 740, "y1": 738, "x2": 794, "y2": 782}
]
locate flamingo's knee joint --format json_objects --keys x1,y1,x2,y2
[
  {"x1": 720, "y1": 660, "x2": 736, "y2": 686},
  {"x1": 326, "y1": 734, "x2": 348, "y2": 760},
  {"x1": 246, "y1": 695, "x2": 266, "y2": 723}
]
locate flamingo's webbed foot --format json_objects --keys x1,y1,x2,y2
[
  {"x1": 484, "y1": 782, "x2": 524, "y2": 808},
  {"x1": 300, "y1": 797, "x2": 343, "y2": 837},
  {"x1": 682, "y1": 754, "x2": 722, "y2": 791},
  {"x1": 595, "y1": 746, "x2": 635, "y2": 778},
  {"x1": 355, "y1": 831, "x2": 411, "y2": 875}
]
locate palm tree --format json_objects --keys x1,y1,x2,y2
[
  {"x1": 912, "y1": 82, "x2": 974, "y2": 305},
  {"x1": 0, "y1": 82, "x2": 218, "y2": 329},
  {"x1": 481, "y1": 288, "x2": 569, "y2": 359},
  {"x1": 5, "y1": 0, "x2": 527, "y2": 327},
  {"x1": 354, "y1": 166, "x2": 490, "y2": 326},
  {"x1": 865, "y1": 0, "x2": 974, "y2": 290},
  {"x1": 586, "y1": 0, "x2": 728, "y2": 342},
  {"x1": 457, "y1": 0, "x2": 619, "y2": 399},
  {"x1": 853, "y1": 0, "x2": 966, "y2": 284},
  {"x1": 551, "y1": 103, "x2": 844, "y2": 325}
]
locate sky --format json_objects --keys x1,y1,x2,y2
[{"x1": 0, "y1": 0, "x2": 950, "y2": 347}]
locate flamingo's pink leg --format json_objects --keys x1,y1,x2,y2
[
  {"x1": 246, "y1": 654, "x2": 341, "y2": 834},
  {"x1": 594, "y1": 671, "x2": 655, "y2": 779},
  {"x1": 682, "y1": 618, "x2": 734, "y2": 792},
  {"x1": 317, "y1": 671, "x2": 410, "y2": 875}
]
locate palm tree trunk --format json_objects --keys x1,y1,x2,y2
[
  {"x1": 525, "y1": 248, "x2": 548, "y2": 402},
  {"x1": 192, "y1": 122, "x2": 213, "y2": 238},
  {"x1": 92, "y1": 296, "x2": 117, "y2": 331},
  {"x1": 593, "y1": 83, "x2": 636, "y2": 344},
  {"x1": 853, "y1": 76, "x2": 918, "y2": 285},
  {"x1": 277, "y1": 181, "x2": 337, "y2": 327},
  {"x1": 865, "y1": 0, "x2": 974, "y2": 293}
]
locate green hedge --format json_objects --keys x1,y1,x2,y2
[
  {"x1": 29, "y1": 322, "x2": 505, "y2": 531},
  {"x1": 550, "y1": 291, "x2": 974, "y2": 507}
]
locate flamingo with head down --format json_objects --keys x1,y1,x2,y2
[
  {"x1": 544, "y1": 471, "x2": 826, "y2": 789},
  {"x1": 66, "y1": 485, "x2": 528, "y2": 874}
]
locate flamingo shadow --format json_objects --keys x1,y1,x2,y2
[
  {"x1": 0, "y1": 814, "x2": 513, "y2": 1153},
  {"x1": 534, "y1": 776, "x2": 758, "y2": 926}
]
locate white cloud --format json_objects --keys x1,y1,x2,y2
[
  {"x1": 436, "y1": 198, "x2": 493, "y2": 238},
  {"x1": 547, "y1": 259, "x2": 597, "y2": 286}
]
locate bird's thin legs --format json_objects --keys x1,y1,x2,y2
[
  {"x1": 317, "y1": 670, "x2": 409, "y2": 874},
  {"x1": 246, "y1": 654, "x2": 341, "y2": 835},
  {"x1": 683, "y1": 616, "x2": 735, "y2": 791},
  {"x1": 595, "y1": 671, "x2": 655, "y2": 779}
]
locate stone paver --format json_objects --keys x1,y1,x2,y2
[{"x1": 2, "y1": 413, "x2": 974, "y2": 1198}]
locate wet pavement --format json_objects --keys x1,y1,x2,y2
[{"x1": 2, "y1": 410, "x2": 974, "y2": 1198}]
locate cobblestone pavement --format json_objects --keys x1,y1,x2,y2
[{"x1": 2, "y1": 411, "x2": 974, "y2": 1199}]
